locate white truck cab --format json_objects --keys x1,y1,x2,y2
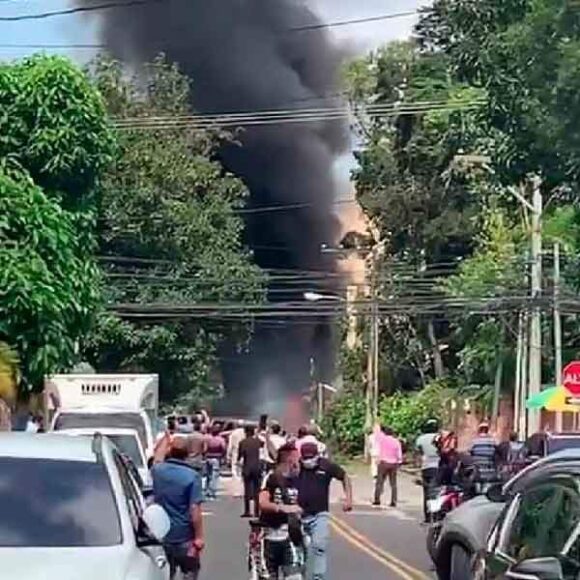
[{"x1": 45, "y1": 374, "x2": 159, "y2": 459}]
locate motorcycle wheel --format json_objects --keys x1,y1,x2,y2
[{"x1": 426, "y1": 523, "x2": 441, "y2": 562}]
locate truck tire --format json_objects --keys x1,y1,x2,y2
[{"x1": 450, "y1": 544, "x2": 473, "y2": 580}]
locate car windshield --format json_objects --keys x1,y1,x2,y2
[
  {"x1": 547, "y1": 436, "x2": 580, "y2": 454},
  {"x1": 54, "y1": 412, "x2": 147, "y2": 449},
  {"x1": 0, "y1": 457, "x2": 122, "y2": 547},
  {"x1": 107, "y1": 434, "x2": 144, "y2": 468}
]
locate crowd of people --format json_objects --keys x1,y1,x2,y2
[
  {"x1": 150, "y1": 413, "x2": 353, "y2": 580},
  {"x1": 412, "y1": 419, "x2": 538, "y2": 522}
]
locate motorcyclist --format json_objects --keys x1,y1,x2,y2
[{"x1": 256, "y1": 443, "x2": 304, "y2": 579}]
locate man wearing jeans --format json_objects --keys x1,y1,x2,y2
[
  {"x1": 297, "y1": 442, "x2": 353, "y2": 580},
  {"x1": 373, "y1": 425, "x2": 403, "y2": 508},
  {"x1": 152, "y1": 433, "x2": 205, "y2": 580}
]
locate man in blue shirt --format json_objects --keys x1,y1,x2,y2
[{"x1": 152, "y1": 433, "x2": 205, "y2": 580}]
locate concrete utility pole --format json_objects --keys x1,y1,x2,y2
[
  {"x1": 528, "y1": 176, "x2": 543, "y2": 436},
  {"x1": 553, "y1": 242, "x2": 563, "y2": 432}
]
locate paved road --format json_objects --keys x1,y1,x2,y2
[{"x1": 200, "y1": 493, "x2": 433, "y2": 579}]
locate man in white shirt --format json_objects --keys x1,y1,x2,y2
[
  {"x1": 227, "y1": 420, "x2": 246, "y2": 496},
  {"x1": 415, "y1": 419, "x2": 440, "y2": 522}
]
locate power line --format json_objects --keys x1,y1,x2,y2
[
  {"x1": 113, "y1": 101, "x2": 485, "y2": 132},
  {"x1": 0, "y1": 3, "x2": 420, "y2": 25},
  {"x1": 113, "y1": 98, "x2": 484, "y2": 126},
  {"x1": 0, "y1": 0, "x2": 162, "y2": 21},
  {"x1": 287, "y1": 11, "x2": 418, "y2": 32}
]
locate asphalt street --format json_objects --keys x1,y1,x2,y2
[{"x1": 200, "y1": 489, "x2": 433, "y2": 580}]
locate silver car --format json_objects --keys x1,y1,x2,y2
[{"x1": 0, "y1": 432, "x2": 170, "y2": 580}]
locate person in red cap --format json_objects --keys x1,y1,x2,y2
[{"x1": 297, "y1": 442, "x2": 352, "y2": 580}]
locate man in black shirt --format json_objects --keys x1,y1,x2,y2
[
  {"x1": 237, "y1": 424, "x2": 263, "y2": 518},
  {"x1": 297, "y1": 443, "x2": 352, "y2": 580},
  {"x1": 257, "y1": 443, "x2": 303, "y2": 579}
]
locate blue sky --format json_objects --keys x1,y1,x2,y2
[{"x1": 0, "y1": 0, "x2": 428, "y2": 62}]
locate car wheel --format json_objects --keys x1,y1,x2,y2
[{"x1": 450, "y1": 544, "x2": 473, "y2": 580}]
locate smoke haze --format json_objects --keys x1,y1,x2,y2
[{"x1": 83, "y1": 0, "x2": 350, "y2": 410}]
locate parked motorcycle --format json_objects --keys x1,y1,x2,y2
[{"x1": 426, "y1": 485, "x2": 464, "y2": 561}]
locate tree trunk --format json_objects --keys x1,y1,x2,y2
[{"x1": 427, "y1": 320, "x2": 444, "y2": 378}]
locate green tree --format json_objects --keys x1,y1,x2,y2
[
  {"x1": 346, "y1": 42, "x2": 490, "y2": 387},
  {"x1": 84, "y1": 56, "x2": 265, "y2": 405},
  {"x1": 0, "y1": 55, "x2": 114, "y2": 392}
]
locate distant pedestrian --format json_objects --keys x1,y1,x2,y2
[
  {"x1": 152, "y1": 432, "x2": 205, "y2": 580},
  {"x1": 204, "y1": 423, "x2": 226, "y2": 500},
  {"x1": 373, "y1": 425, "x2": 403, "y2": 508},
  {"x1": 186, "y1": 421, "x2": 207, "y2": 473},
  {"x1": 265, "y1": 422, "x2": 287, "y2": 468},
  {"x1": 298, "y1": 442, "x2": 352, "y2": 580},
  {"x1": 227, "y1": 420, "x2": 246, "y2": 496},
  {"x1": 496, "y1": 431, "x2": 525, "y2": 480},
  {"x1": 238, "y1": 424, "x2": 263, "y2": 518},
  {"x1": 469, "y1": 422, "x2": 498, "y2": 482},
  {"x1": 415, "y1": 419, "x2": 440, "y2": 522}
]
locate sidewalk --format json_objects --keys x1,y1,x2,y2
[{"x1": 330, "y1": 461, "x2": 423, "y2": 517}]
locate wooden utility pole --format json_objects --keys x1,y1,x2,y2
[
  {"x1": 528, "y1": 176, "x2": 543, "y2": 436},
  {"x1": 554, "y1": 242, "x2": 563, "y2": 432}
]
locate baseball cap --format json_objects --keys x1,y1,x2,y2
[{"x1": 300, "y1": 442, "x2": 319, "y2": 459}]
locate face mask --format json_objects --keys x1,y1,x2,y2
[{"x1": 301, "y1": 457, "x2": 318, "y2": 469}]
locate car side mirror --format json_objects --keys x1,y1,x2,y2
[
  {"x1": 486, "y1": 482, "x2": 505, "y2": 503},
  {"x1": 140, "y1": 504, "x2": 170, "y2": 544},
  {"x1": 506, "y1": 557, "x2": 564, "y2": 580}
]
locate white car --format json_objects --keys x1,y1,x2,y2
[
  {"x1": 58, "y1": 427, "x2": 151, "y2": 487},
  {"x1": 0, "y1": 432, "x2": 170, "y2": 580}
]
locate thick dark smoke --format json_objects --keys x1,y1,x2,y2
[{"x1": 86, "y1": 0, "x2": 349, "y2": 413}]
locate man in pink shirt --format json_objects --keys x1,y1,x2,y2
[{"x1": 373, "y1": 425, "x2": 403, "y2": 508}]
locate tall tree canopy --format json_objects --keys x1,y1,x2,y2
[
  {"x1": 0, "y1": 55, "x2": 114, "y2": 392},
  {"x1": 84, "y1": 57, "x2": 265, "y2": 405}
]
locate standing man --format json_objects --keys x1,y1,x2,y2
[
  {"x1": 257, "y1": 443, "x2": 303, "y2": 579},
  {"x1": 415, "y1": 419, "x2": 440, "y2": 522},
  {"x1": 469, "y1": 421, "x2": 498, "y2": 483},
  {"x1": 264, "y1": 422, "x2": 287, "y2": 469},
  {"x1": 204, "y1": 423, "x2": 226, "y2": 500},
  {"x1": 227, "y1": 419, "x2": 246, "y2": 496},
  {"x1": 373, "y1": 425, "x2": 403, "y2": 508},
  {"x1": 151, "y1": 433, "x2": 205, "y2": 580},
  {"x1": 186, "y1": 420, "x2": 207, "y2": 474},
  {"x1": 238, "y1": 424, "x2": 263, "y2": 518},
  {"x1": 297, "y1": 442, "x2": 352, "y2": 580}
]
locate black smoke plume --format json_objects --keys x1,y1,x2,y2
[{"x1": 85, "y1": 0, "x2": 349, "y2": 413}]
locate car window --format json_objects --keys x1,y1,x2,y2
[
  {"x1": 503, "y1": 478, "x2": 580, "y2": 562},
  {"x1": 0, "y1": 457, "x2": 122, "y2": 547},
  {"x1": 113, "y1": 452, "x2": 144, "y2": 530},
  {"x1": 108, "y1": 434, "x2": 144, "y2": 468}
]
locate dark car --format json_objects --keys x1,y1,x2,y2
[
  {"x1": 431, "y1": 434, "x2": 580, "y2": 580},
  {"x1": 474, "y1": 449, "x2": 580, "y2": 580}
]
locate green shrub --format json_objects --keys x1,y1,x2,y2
[{"x1": 322, "y1": 380, "x2": 453, "y2": 456}]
